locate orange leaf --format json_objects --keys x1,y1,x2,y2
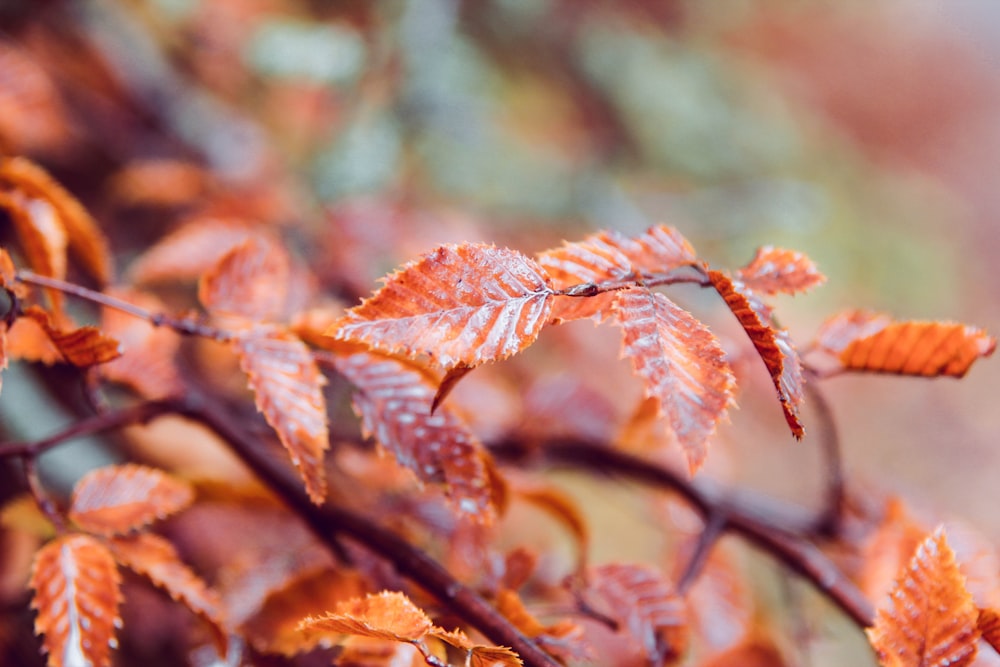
[
  {"x1": 233, "y1": 326, "x2": 329, "y2": 503},
  {"x1": 979, "y1": 608, "x2": 1000, "y2": 656},
  {"x1": 0, "y1": 323, "x2": 6, "y2": 397},
  {"x1": 614, "y1": 289, "x2": 735, "y2": 473},
  {"x1": 298, "y1": 591, "x2": 434, "y2": 644},
  {"x1": 468, "y1": 645, "x2": 524, "y2": 667},
  {"x1": 866, "y1": 528, "x2": 980, "y2": 667},
  {"x1": 199, "y1": 236, "x2": 290, "y2": 322},
  {"x1": 538, "y1": 225, "x2": 697, "y2": 323},
  {"x1": 108, "y1": 533, "x2": 227, "y2": 655},
  {"x1": 708, "y1": 270, "x2": 805, "y2": 438},
  {"x1": 5, "y1": 312, "x2": 62, "y2": 364},
  {"x1": 20, "y1": 305, "x2": 122, "y2": 368},
  {"x1": 736, "y1": 245, "x2": 826, "y2": 295},
  {"x1": 128, "y1": 217, "x2": 256, "y2": 284},
  {"x1": 0, "y1": 190, "x2": 67, "y2": 312},
  {"x1": 587, "y1": 563, "x2": 688, "y2": 663},
  {"x1": 699, "y1": 637, "x2": 788, "y2": 667},
  {"x1": 0, "y1": 157, "x2": 112, "y2": 284},
  {"x1": 108, "y1": 159, "x2": 208, "y2": 209},
  {"x1": 69, "y1": 464, "x2": 195, "y2": 536},
  {"x1": 336, "y1": 351, "x2": 497, "y2": 520},
  {"x1": 30, "y1": 534, "x2": 122, "y2": 667},
  {"x1": 513, "y1": 483, "x2": 589, "y2": 571},
  {"x1": 99, "y1": 288, "x2": 183, "y2": 399},
  {"x1": 813, "y1": 309, "x2": 894, "y2": 354},
  {"x1": 333, "y1": 243, "x2": 553, "y2": 369},
  {"x1": 0, "y1": 42, "x2": 74, "y2": 156},
  {"x1": 835, "y1": 319, "x2": 995, "y2": 378}
]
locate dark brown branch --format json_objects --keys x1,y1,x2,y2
[
  {"x1": 676, "y1": 511, "x2": 725, "y2": 595},
  {"x1": 15, "y1": 271, "x2": 230, "y2": 340},
  {"x1": 804, "y1": 373, "x2": 845, "y2": 537},
  {"x1": 491, "y1": 437, "x2": 875, "y2": 628}
]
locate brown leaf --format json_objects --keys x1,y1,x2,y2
[
  {"x1": 69, "y1": 464, "x2": 195, "y2": 536},
  {"x1": 298, "y1": 591, "x2": 434, "y2": 644},
  {"x1": 335, "y1": 351, "x2": 497, "y2": 520},
  {"x1": 708, "y1": 270, "x2": 805, "y2": 439},
  {"x1": 0, "y1": 323, "x2": 6, "y2": 398},
  {"x1": 0, "y1": 42, "x2": 75, "y2": 155},
  {"x1": 0, "y1": 157, "x2": 112, "y2": 284},
  {"x1": 614, "y1": 288, "x2": 735, "y2": 473},
  {"x1": 19, "y1": 305, "x2": 122, "y2": 368},
  {"x1": 836, "y1": 319, "x2": 995, "y2": 379},
  {"x1": 335, "y1": 637, "x2": 427, "y2": 666},
  {"x1": 538, "y1": 225, "x2": 697, "y2": 323},
  {"x1": 468, "y1": 645, "x2": 524, "y2": 667},
  {"x1": 233, "y1": 326, "x2": 329, "y2": 504},
  {"x1": 107, "y1": 160, "x2": 209, "y2": 209},
  {"x1": 587, "y1": 563, "x2": 688, "y2": 663},
  {"x1": 0, "y1": 190, "x2": 67, "y2": 313},
  {"x1": 108, "y1": 533, "x2": 227, "y2": 655},
  {"x1": 99, "y1": 288, "x2": 183, "y2": 399},
  {"x1": 333, "y1": 243, "x2": 553, "y2": 369},
  {"x1": 128, "y1": 217, "x2": 256, "y2": 284},
  {"x1": 866, "y1": 527, "x2": 980, "y2": 667},
  {"x1": 979, "y1": 608, "x2": 1000, "y2": 656},
  {"x1": 736, "y1": 245, "x2": 826, "y2": 295},
  {"x1": 241, "y1": 566, "x2": 367, "y2": 655},
  {"x1": 5, "y1": 312, "x2": 62, "y2": 365},
  {"x1": 199, "y1": 236, "x2": 290, "y2": 322},
  {"x1": 495, "y1": 588, "x2": 582, "y2": 660},
  {"x1": 699, "y1": 637, "x2": 788, "y2": 667},
  {"x1": 30, "y1": 534, "x2": 122, "y2": 667},
  {"x1": 0, "y1": 246, "x2": 16, "y2": 287}
]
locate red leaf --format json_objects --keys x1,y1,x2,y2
[
  {"x1": 233, "y1": 326, "x2": 329, "y2": 504},
  {"x1": 866, "y1": 528, "x2": 980, "y2": 667},
  {"x1": 298, "y1": 591, "x2": 434, "y2": 644},
  {"x1": 20, "y1": 305, "x2": 122, "y2": 368},
  {"x1": 825, "y1": 315, "x2": 996, "y2": 379},
  {"x1": 614, "y1": 289, "x2": 735, "y2": 473},
  {"x1": 199, "y1": 236, "x2": 290, "y2": 322},
  {"x1": 587, "y1": 563, "x2": 688, "y2": 663},
  {"x1": 0, "y1": 156, "x2": 112, "y2": 284},
  {"x1": 30, "y1": 534, "x2": 122, "y2": 667},
  {"x1": 129, "y1": 217, "x2": 256, "y2": 284},
  {"x1": 736, "y1": 245, "x2": 826, "y2": 295},
  {"x1": 708, "y1": 270, "x2": 805, "y2": 438},
  {"x1": 335, "y1": 351, "x2": 497, "y2": 520},
  {"x1": 332, "y1": 243, "x2": 553, "y2": 369},
  {"x1": 538, "y1": 225, "x2": 697, "y2": 323},
  {"x1": 69, "y1": 464, "x2": 195, "y2": 536}
]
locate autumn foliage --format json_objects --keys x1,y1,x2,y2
[{"x1": 0, "y1": 4, "x2": 998, "y2": 667}]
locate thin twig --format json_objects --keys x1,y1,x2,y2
[
  {"x1": 676, "y1": 511, "x2": 726, "y2": 594},
  {"x1": 803, "y1": 373, "x2": 845, "y2": 537}
]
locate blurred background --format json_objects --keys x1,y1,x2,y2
[{"x1": 0, "y1": 0, "x2": 999, "y2": 662}]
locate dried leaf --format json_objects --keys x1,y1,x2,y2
[
  {"x1": 587, "y1": 563, "x2": 688, "y2": 663},
  {"x1": 468, "y1": 645, "x2": 524, "y2": 667},
  {"x1": 538, "y1": 225, "x2": 697, "y2": 323},
  {"x1": 708, "y1": 270, "x2": 804, "y2": 438},
  {"x1": 335, "y1": 637, "x2": 427, "y2": 666},
  {"x1": 813, "y1": 309, "x2": 894, "y2": 354},
  {"x1": 108, "y1": 160, "x2": 208, "y2": 209},
  {"x1": 199, "y1": 237, "x2": 290, "y2": 322},
  {"x1": 30, "y1": 534, "x2": 122, "y2": 667},
  {"x1": 0, "y1": 190, "x2": 67, "y2": 312},
  {"x1": 0, "y1": 323, "x2": 6, "y2": 398},
  {"x1": 233, "y1": 326, "x2": 329, "y2": 504},
  {"x1": 333, "y1": 243, "x2": 553, "y2": 369},
  {"x1": 298, "y1": 591, "x2": 434, "y2": 644},
  {"x1": 432, "y1": 363, "x2": 474, "y2": 413},
  {"x1": 513, "y1": 483, "x2": 589, "y2": 571},
  {"x1": 0, "y1": 246, "x2": 16, "y2": 286},
  {"x1": 699, "y1": 637, "x2": 788, "y2": 667},
  {"x1": 335, "y1": 351, "x2": 497, "y2": 520},
  {"x1": 0, "y1": 42, "x2": 74, "y2": 155},
  {"x1": 836, "y1": 319, "x2": 995, "y2": 379},
  {"x1": 69, "y1": 464, "x2": 195, "y2": 536},
  {"x1": 99, "y1": 288, "x2": 183, "y2": 399},
  {"x1": 108, "y1": 533, "x2": 227, "y2": 655},
  {"x1": 736, "y1": 245, "x2": 826, "y2": 295},
  {"x1": 866, "y1": 528, "x2": 979, "y2": 667},
  {"x1": 241, "y1": 566, "x2": 367, "y2": 655},
  {"x1": 5, "y1": 311, "x2": 62, "y2": 364},
  {"x1": 614, "y1": 289, "x2": 735, "y2": 473},
  {"x1": 129, "y1": 218, "x2": 256, "y2": 284},
  {"x1": 19, "y1": 305, "x2": 122, "y2": 368},
  {"x1": 0, "y1": 157, "x2": 112, "y2": 284},
  {"x1": 979, "y1": 608, "x2": 1000, "y2": 656},
  {"x1": 495, "y1": 588, "x2": 581, "y2": 659}
]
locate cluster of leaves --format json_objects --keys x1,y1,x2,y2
[{"x1": 0, "y1": 154, "x2": 995, "y2": 667}]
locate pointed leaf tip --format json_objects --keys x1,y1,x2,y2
[
  {"x1": 736, "y1": 245, "x2": 826, "y2": 295},
  {"x1": 333, "y1": 243, "x2": 553, "y2": 369}
]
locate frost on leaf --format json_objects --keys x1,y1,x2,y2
[
  {"x1": 234, "y1": 326, "x2": 329, "y2": 504},
  {"x1": 537, "y1": 225, "x2": 697, "y2": 323},
  {"x1": 735, "y1": 245, "x2": 826, "y2": 295},
  {"x1": 866, "y1": 528, "x2": 980, "y2": 667},
  {"x1": 335, "y1": 351, "x2": 497, "y2": 521},
  {"x1": 69, "y1": 464, "x2": 195, "y2": 536},
  {"x1": 108, "y1": 533, "x2": 227, "y2": 655},
  {"x1": 129, "y1": 217, "x2": 256, "y2": 284},
  {"x1": 614, "y1": 289, "x2": 735, "y2": 473},
  {"x1": 708, "y1": 270, "x2": 805, "y2": 439},
  {"x1": 333, "y1": 243, "x2": 553, "y2": 369},
  {"x1": 198, "y1": 236, "x2": 290, "y2": 322},
  {"x1": 30, "y1": 534, "x2": 122, "y2": 667},
  {"x1": 99, "y1": 288, "x2": 183, "y2": 399},
  {"x1": 298, "y1": 591, "x2": 434, "y2": 644},
  {"x1": 19, "y1": 306, "x2": 122, "y2": 368},
  {"x1": 817, "y1": 312, "x2": 996, "y2": 378},
  {"x1": 586, "y1": 563, "x2": 688, "y2": 663},
  {"x1": 0, "y1": 156, "x2": 112, "y2": 284}
]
